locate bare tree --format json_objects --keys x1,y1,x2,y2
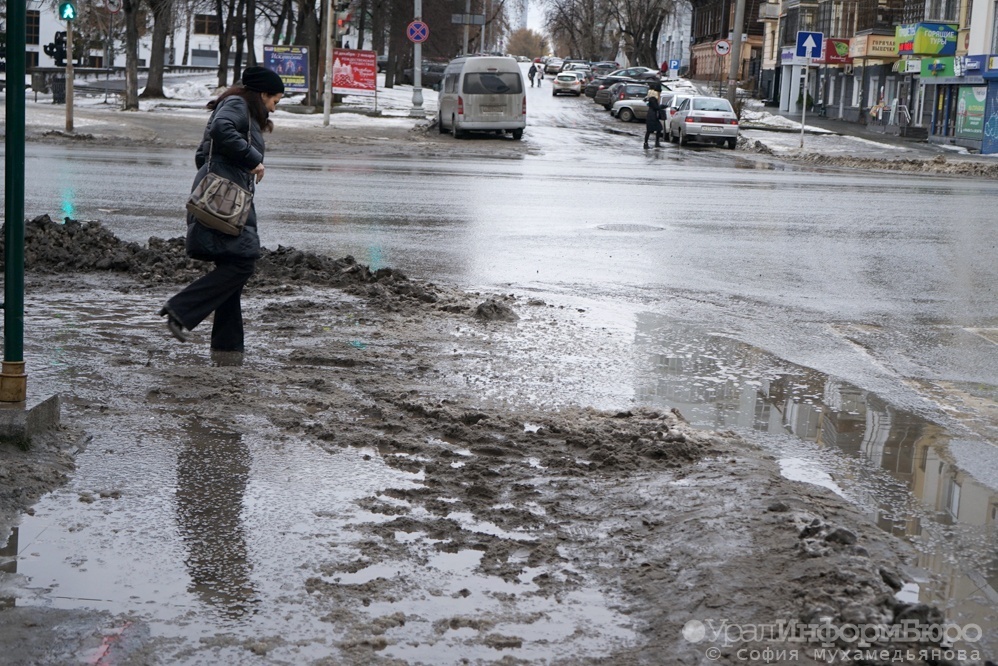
[
  {"x1": 122, "y1": 0, "x2": 142, "y2": 108},
  {"x1": 546, "y1": 0, "x2": 616, "y2": 60},
  {"x1": 141, "y1": 0, "x2": 175, "y2": 97},
  {"x1": 611, "y1": 0, "x2": 675, "y2": 66}
]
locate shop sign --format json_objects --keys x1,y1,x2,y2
[
  {"x1": 955, "y1": 86, "x2": 987, "y2": 140},
  {"x1": 921, "y1": 56, "x2": 955, "y2": 77},
  {"x1": 849, "y1": 35, "x2": 898, "y2": 59},
  {"x1": 903, "y1": 58, "x2": 921, "y2": 73},
  {"x1": 897, "y1": 23, "x2": 958, "y2": 56},
  {"x1": 963, "y1": 54, "x2": 986, "y2": 71},
  {"x1": 818, "y1": 38, "x2": 852, "y2": 64}
]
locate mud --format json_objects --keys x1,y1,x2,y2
[{"x1": 0, "y1": 217, "x2": 983, "y2": 665}]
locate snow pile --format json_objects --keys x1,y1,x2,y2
[{"x1": 164, "y1": 80, "x2": 215, "y2": 101}]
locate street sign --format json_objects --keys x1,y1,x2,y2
[
  {"x1": 795, "y1": 31, "x2": 824, "y2": 59},
  {"x1": 106, "y1": 0, "x2": 122, "y2": 12},
  {"x1": 714, "y1": 40, "x2": 731, "y2": 56},
  {"x1": 669, "y1": 59, "x2": 680, "y2": 70},
  {"x1": 407, "y1": 20, "x2": 429, "y2": 43}
]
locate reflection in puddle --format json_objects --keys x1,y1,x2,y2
[
  {"x1": 174, "y1": 420, "x2": 257, "y2": 619},
  {"x1": 632, "y1": 313, "x2": 998, "y2": 646}
]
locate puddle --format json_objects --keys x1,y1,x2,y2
[{"x1": 632, "y1": 313, "x2": 998, "y2": 650}]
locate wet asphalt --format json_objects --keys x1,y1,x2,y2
[{"x1": 4, "y1": 79, "x2": 998, "y2": 660}]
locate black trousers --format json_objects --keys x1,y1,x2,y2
[
  {"x1": 167, "y1": 258, "x2": 255, "y2": 352},
  {"x1": 644, "y1": 129, "x2": 662, "y2": 144}
]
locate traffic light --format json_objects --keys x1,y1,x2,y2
[
  {"x1": 59, "y1": 1, "x2": 77, "y2": 21},
  {"x1": 43, "y1": 31, "x2": 68, "y2": 66}
]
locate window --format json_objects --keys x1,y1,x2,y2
[
  {"x1": 693, "y1": 98, "x2": 733, "y2": 111},
  {"x1": 26, "y1": 51, "x2": 39, "y2": 69},
  {"x1": 194, "y1": 14, "x2": 220, "y2": 35},
  {"x1": 27, "y1": 10, "x2": 40, "y2": 45},
  {"x1": 462, "y1": 72, "x2": 523, "y2": 94}
]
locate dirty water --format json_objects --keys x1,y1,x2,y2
[{"x1": 629, "y1": 313, "x2": 998, "y2": 652}]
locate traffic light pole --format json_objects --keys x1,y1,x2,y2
[
  {"x1": 66, "y1": 21, "x2": 74, "y2": 132},
  {"x1": 2, "y1": 0, "x2": 28, "y2": 402}
]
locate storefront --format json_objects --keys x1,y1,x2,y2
[
  {"x1": 846, "y1": 34, "x2": 900, "y2": 124},
  {"x1": 922, "y1": 54, "x2": 987, "y2": 149},
  {"x1": 816, "y1": 38, "x2": 852, "y2": 120},
  {"x1": 894, "y1": 23, "x2": 959, "y2": 133}
]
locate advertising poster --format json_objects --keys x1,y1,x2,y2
[
  {"x1": 955, "y1": 86, "x2": 986, "y2": 140},
  {"x1": 980, "y1": 84, "x2": 998, "y2": 154},
  {"x1": 263, "y1": 45, "x2": 309, "y2": 93},
  {"x1": 332, "y1": 48, "x2": 377, "y2": 96}
]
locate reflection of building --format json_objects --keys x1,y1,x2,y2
[{"x1": 633, "y1": 312, "x2": 998, "y2": 647}]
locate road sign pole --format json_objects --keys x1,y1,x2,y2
[
  {"x1": 726, "y1": 0, "x2": 747, "y2": 106},
  {"x1": 66, "y1": 20, "x2": 74, "y2": 132},
  {"x1": 322, "y1": 0, "x2": 333, "y2": 125},
  {"x1": 411, "y1": 0, "x2": 424, "y2": 116},
  {"x1": 800, "y1": 56, "x2": 808, "y2": 149}
]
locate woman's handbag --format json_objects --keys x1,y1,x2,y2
[{"x1": 186, "y1": 112, "x2": 254, "y2": 237}]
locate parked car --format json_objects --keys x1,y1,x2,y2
[
  {"x1": 611, "y1": 92, "x2": 674, "y2": 123},
  {"x1": 438, "y1": 55, "x2": 526, "y2": 140},
  {"x1": 552, "y1": 72, "x2": 583, "y2": 96},
  {"x1": 669, "y1": 95, "x2": 739, "y2": 148},
  {"x1": 607, "y1": 66, "x2": 661, "y2": 82},
  {"x1": 609, "y1": 83, "x2": 650, "y2": 109},
  {"x1": 662, "y1": 93, "x2": 693, "y2": 134},
  {"x1": 584, "y1": 77, "x2": 605, "y2": 98},
  {"x1": 661, "y1": 79, "x2": 699, "y2": 94},
  {"x1": 593, "y1": 78, "x2": 638, "y2": 108},
  {"x1": 402, "y1": 61, "x2": 447, "y2": 87},
  {"x1": 590, "y1": 61, "x2": 618, "y2": 77},
  {"x1": 544, "y1": 57, "x2": 564, "y2": 74},
  {"x1": 564, "y1": 64, "x2": 593, "y2": 82},
  {"x1": 559, "y1": 58, "x2": 588, "y2": 72},
  {"x1": 377, "y1": 55, "x2": 388, "y2": 73}
]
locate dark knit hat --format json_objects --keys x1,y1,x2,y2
[{"x1": 242, "y1": 66, "x2": 285, "y2": 94}]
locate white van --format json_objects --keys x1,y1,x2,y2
[{"x1": 438, "y1": 56, "x2": 526, "y2": 140}]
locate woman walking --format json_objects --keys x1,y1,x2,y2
[
  {"x1": 159, "y1": 66, "x2": 284, "y2": 364},
  {"x1": 643, "y1": 85, "x2": 663, "y2": 149}
]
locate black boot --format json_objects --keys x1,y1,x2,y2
[
  {"x1": 643, "y1": 141, "x2": 649, "y2": 149},
  {"x1": 655, "y1": 133, "x2": 662, "y2": 148}
]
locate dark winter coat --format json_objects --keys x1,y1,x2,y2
[
  {"x1": 645, "y1": 94, "x2": 663, "y2": 133},
  {"x1": 186, "y1": 96, "x2": 265, "y2": 261}
]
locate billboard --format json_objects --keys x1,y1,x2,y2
[
  {"x1": 897, "y1": 23, "x2": 958, "y2": 57},
  {"x1": 818, "y1": 38, "x2": 852, "y2": 65},
  {"x1": 332, "y1": 48, "x2": 377, "y2": 97},
  {"x1": 263, "y1": 45, "x2": 310, "y2": 93}
]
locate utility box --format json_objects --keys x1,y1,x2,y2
[{"x1": 51, "y1": 76, "x2": 65, "y2": 104}]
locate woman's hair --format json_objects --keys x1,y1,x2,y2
[{"x1": 207, "y1": 86, "x2": 274, "y2": 133}]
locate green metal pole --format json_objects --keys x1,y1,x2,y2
[{"x1": 2, "y1": 0, "x2": 28, "y2": 402}]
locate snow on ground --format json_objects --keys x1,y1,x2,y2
[{"x1": 740, "y1": 99, "x2": 832, "y2": 134}]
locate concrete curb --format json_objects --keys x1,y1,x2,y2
[{"x1": 0, "y1": 394, "x2": 61, "y2": 448}]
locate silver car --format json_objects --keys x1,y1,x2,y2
[
  {"x1": 668, "y1": 96, "x2": 739, "y2": 149},
  {"x1": 610, "y1": 93, "x2": 674, "y2": 123}
]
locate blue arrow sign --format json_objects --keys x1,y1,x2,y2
[{"x1": 795, "y1": 31, "x2": 823, "y2": 59}]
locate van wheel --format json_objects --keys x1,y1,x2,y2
[
  {"x1": 512, "y1": 129, "x2": 523, "y2": 140},
  {"x1": 438, "y1": 113, "x2": 447, "y2": 134},
  {"x1": 452, "y1": 117, "x2": 464, "y2": 139}
]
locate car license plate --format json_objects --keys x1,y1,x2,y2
[
  {"x1": 701, "y1": 126, "x2": 723, "y2": 133},
  {"x1": 481, "y1": 105, "x2": 505, "y2": 113}
]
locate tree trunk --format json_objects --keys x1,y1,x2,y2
[
  {"x1": 182, "y1": 10, "x2": 191, "y2": 65},
  {"x1": 356, "y1": 0, "x2": 368, "y2": 50},
  {"x1": 245, "y1": 0, "x2": 257, "y2": 66},
  {"x1": 216, "y1": 0, "x2": 239, "y2": 88},
  {"x1": 140, "y1": 0, "x2": 173, "y2": 98},
  {"x1": 123, "y1": 0, "x2": 141, "y2": 109},
  {"x1": 233, "y1": 0, "x2": 246, "y2": 80},
  {"x1": 296, "y1": 0, "x2": 319, "y2": 104}
]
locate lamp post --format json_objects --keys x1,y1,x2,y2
[{"x1": 410, "y1": 0, "x2": 424, "y2": 116}]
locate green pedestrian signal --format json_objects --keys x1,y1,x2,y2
[{"x1": 59, "y1": 1, "x2": 77, "y2": 20}]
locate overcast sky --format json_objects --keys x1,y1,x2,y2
[{"x1": 527, "y1": 0, "x2": 545, "y2": 33}]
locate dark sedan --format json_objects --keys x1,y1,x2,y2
[
  {"x1": 594, "y1": 80, "x2": 640, "y2": 109},
  {"x1": 401, "y1": 61, "x2": 447, "y2": 87}
]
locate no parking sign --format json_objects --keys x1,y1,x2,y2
[{"x1": 407, "y1": 21, "x2": 429, "y2": 43}]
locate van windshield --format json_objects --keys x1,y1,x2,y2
[{"x1": 463, "y1": 73, "x2": 523, "y2": 95}]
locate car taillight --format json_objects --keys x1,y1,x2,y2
[
  {"x1": 458, "y1": 96, "x2": 463, "y2": 115},
  {"x1": 685, "y1": 116, "x2": 696, "y2": 123},
  {"x1": 729, "y1": 119, "x2": 739, "y2": 125}
]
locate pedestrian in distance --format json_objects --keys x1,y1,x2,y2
[
  {"x1": 527, "y1": 63, "x2": 537, "y2": 87},
  {"x1": 644, "y1": 84, "x2": 664, "y2": 149},
  {"x1": 159, "y1": 66, "x2": 285, "y2": 365}
]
